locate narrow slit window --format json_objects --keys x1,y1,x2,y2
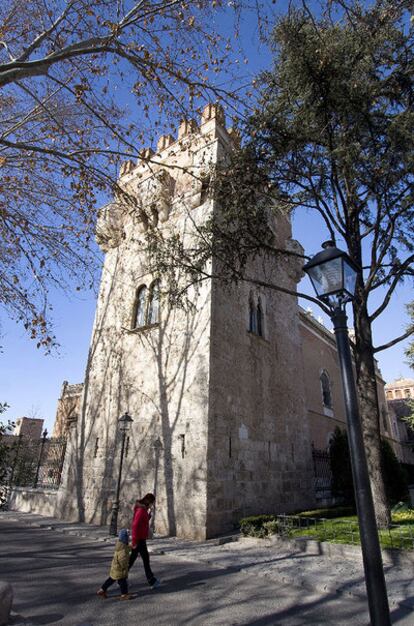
[
  {"x1": 249, "y1": 296, "x2": 257, "y2": 333},
  {"x1": 200, "y1": 177, "x2": 210, "y2": 204},
  {"x1": 179, "y1": 434, "x2": 185, "y2": 458}
]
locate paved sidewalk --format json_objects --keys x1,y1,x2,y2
[{"x1": 2, "y1": 510, "x2": 414, "y2": 615}]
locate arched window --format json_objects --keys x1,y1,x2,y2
[
  {"x1": 134, "y1": 285, "x2": 147, "y2": 328},
  {"x1": 132, "y1": 281, "x2": 161, "y2": 329},
  {"x1": 147, "y1": 280, "x2": 160, "y2": 325},
  {"x1": 320, "y1": 371, "x2": 332, "y2": 409},
  {"x1": 257, "y1": 297, "x2": 263, "y2": 337},
  {"x1": 248, "y1": 295, "x2": 257, "y2": 334},
  {"x1": 248, "y1": 293, "x2": 265, "y2": 337}
]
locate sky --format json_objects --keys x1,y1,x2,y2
[{"x1": 1, "y1": 1, "x2": 413, "y2": 433}]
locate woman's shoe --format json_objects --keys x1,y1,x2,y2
[
  {"x1": 96, "y1": 589, "x2": 107, "y2": 599},
  {"x1": 119, "y1": 594, "x2": 132, "y2": 600}
]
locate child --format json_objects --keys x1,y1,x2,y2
[
  {"x1": 97, "y1": 528, "x2": 131, "y2": 600},
  {"x1": 128, "y1": 493, "x2": 160, "y2": 588}
]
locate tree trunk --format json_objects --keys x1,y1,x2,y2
[{"x1": 352, "y1": 295, "x2": 391, "y2": 528}]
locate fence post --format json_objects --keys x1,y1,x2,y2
[
  {"x1": 9, "y1": 433, "x2": 23, "y2": 488},
  {"x1": 56, "y1": 439, "x2": 67, "y2": 487},
  {"x1": 34, "y1": 429, "x2": 48, "y2": 488}
]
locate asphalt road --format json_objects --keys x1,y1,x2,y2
[{"x1": 0, "y1": 519, "x2": 411, "y2": 625}]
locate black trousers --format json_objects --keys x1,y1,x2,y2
[
  {"x1": 128, "y1": 539, "x2": 156, "y2": 586},
  {"x1": 101, "y1": 576, "x2": 128, "y2": 595}
]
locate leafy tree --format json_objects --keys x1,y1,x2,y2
[
  {"x1": 0, "y1": 0, "x2": 262, "y2": 347},
  {"x1": 398, "y1": 396, "x2": 414, "y2": 436},
  {"x1": 401, "y1": 405, "x2": 414, "y2": 437},
  {"x1": 405, "y1": 302, "x2": 414, "y2": 370},
  {"x1": 143, "y1": 0, "x2": 414, "y2": 526},
  {"x1": 380, "y1": 438, "x2": 409, "y2": 504},
  {"x1": 330, "y1": 427, "x2": 408, "y2": 507},
  {"x1": 244, "y1": 1, "x2": 414, "y2": 526},
  {"x1": 402, "y1": 302, "x2": 414, "y2": 430},
  {"x1": 329, "y1": 426, "x2": 354, "y2": 504}
]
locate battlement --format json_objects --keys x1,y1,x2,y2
[
  {"x1": 119, "y1": 103, "x2": 239, "y2": 178},
  {"x1": 97, "y1": 103, "x2": 240, "y2": 250}
]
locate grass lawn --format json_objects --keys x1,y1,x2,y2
[{"x1": 283, "y1": 510, "x2": 414, "y2": 550}]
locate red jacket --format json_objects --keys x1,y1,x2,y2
[{"x1": 131, "y1": 503, "x2": 150, "y2": 545}]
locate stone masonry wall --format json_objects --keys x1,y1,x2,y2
[
  {"x1": 206, "y1": 220, "x2": 316, "y2": 536},
  {"x1": 56, "y1": 105, "x2": 233, "y2": 539}
]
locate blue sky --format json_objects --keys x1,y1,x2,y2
[{"x1": 1, "y1": 1, "x2": 413, "y2": 432}]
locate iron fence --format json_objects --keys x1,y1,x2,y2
[
  {"x1": 3, "y1": 431, "x2": 66, "y2": 491},
  {"x1": 312, "y1": 445, "x2": 333, "y2": 501}
]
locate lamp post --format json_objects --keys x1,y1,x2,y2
[
  {"x1": 109, "y1": 411, "x2": 133, "y2": 536},
  {"x1": 304, "y1": 241, "x2": 390, "y2": 626}
]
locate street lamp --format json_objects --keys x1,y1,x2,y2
[
  {"x1": 109, "y1": 411, "x2": 133, "y2": 536},
  {"x1": 304, "y1": 241, "x2": 390, "y2": 626}
]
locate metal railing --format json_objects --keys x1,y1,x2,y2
[
  {"x1": 4, "y1": 431, "x2": 66, "y2": 491},
  {"x1": 312, "y1": 446, "x2": 334, "y2": 501}
]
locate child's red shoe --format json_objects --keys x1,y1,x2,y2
[{"x1": 97, "y1": 589, "x2": 107, "y2": 599}]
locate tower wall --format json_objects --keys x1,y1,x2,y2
[
  {"x1": 57, "y1": 106, "x2": 232, "y2": 538},
  {"x1": 56, "y1": 104, "x2": 315, "y2": 539},
  {"x1": 206, "y1": 223, "x2": 315, "y2": 536}
]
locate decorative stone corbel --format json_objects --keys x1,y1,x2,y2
[
  {"x1": 186, "y1": 166, "x2": 213, "y2": 208},
  {"x1": 120, "y1": 180, "x2": 149, "y2": 232},
  {"x1": 95, "y1": 202, "x2": 125, "y2": 251}
]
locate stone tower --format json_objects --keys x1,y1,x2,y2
[{"x1": 57, "y1": 104, "x2": 315, "y2": 539}]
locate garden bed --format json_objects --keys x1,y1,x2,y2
[{"x1": 240, "y1": 507, "x2": 414, "y2": 551}]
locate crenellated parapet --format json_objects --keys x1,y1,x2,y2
[{"x1": 95, "y1": 103, "x2": 239, "y2": 250}]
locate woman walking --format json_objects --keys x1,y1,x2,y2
[{"x1": 129, "y1": 493, "x2": 160, "y2": 588}]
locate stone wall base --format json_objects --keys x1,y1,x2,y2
[{"x1": 9, "y1": 487, "x2": 58, "y2": 518}]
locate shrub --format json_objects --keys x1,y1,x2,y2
[
  {"x1": 262, "y1": 520, "x2": 280, "y2": 536},
  {"x1": 381, "y1": 439, "x2": 409, "y2": 504},
  {"x1": 401, "y1": 462, "x2": 414, "y2": 484},
  {"x1": 297, "y1": 506, "x2": 355, "y2": 519},
  {"x1": 239, "y1": 514, "x2": 276, "y2": 537}
]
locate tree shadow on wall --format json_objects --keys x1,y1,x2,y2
[
  {"x1": 58, "y1": 251, "x2": 124, "y2": 524},
  {"x1": 117, "y1": 289, "x2": 211, "y2": 536},
  {"x1": 58, "y1": 247, "x2": 211, "y2": 534}
]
